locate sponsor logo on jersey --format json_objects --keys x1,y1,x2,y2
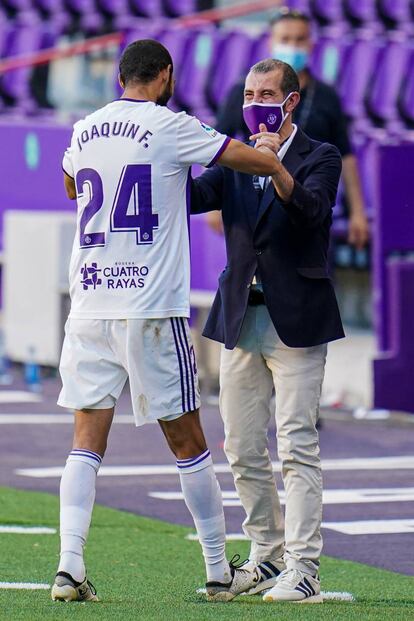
[
  {"x1": 199, "y1": 121, "x2": 218, "y2": 138},
  {"x1": 80, "y1": 261, "x2": 149, "y2": 290}
]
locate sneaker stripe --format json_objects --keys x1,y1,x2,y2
[
  {"x1": 262, "y1": 561, "x2": 281, "y2": 576},
  {"x1": 303, "y1": 577, "x2": 316, "y2": 596},
  {"x1": 258, "y1": 565, "x2": 273, "y2": 580},
  {"x1": 300, "y1": 580, "x2": 314, "y2": 597},
  {"x1": 295, "y1": 584, "x2": 311, "y2": 597}
]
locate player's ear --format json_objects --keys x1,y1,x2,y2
[{"x1": 118, "y1": 73, "x2": 125, "y2": 89}]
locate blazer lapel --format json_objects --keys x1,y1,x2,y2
[{"x1": 255, "y1": 128, "x2": 312, "y2": 229}]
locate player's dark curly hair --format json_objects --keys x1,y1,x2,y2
[{"x1": 119, "y1": 39, "x2": 173, "y2": 86}]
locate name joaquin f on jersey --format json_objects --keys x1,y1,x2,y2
[{"x1": 63, "y1": 99, "x2": 230, "y2": 319}]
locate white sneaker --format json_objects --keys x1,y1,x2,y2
[
  {"x1": 245, "y1": 559, "x2": 286, "y2": 595},
  {"x1": 51, "y1": 572, "x2": 98, "y2": 602},
  {"x1": 206, "y1": 555, "x2": 260, "y2": 602},
  {"x1": 263, "y1": 568, "x2": 323, "y2": 604}
]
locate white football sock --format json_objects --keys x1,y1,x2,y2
[
  {"x1": 177, "y1": 449, "x2": 231, "y2": 583},
  {"x1": 58, "y1": 449, "x2": 102, "y2": 583}
]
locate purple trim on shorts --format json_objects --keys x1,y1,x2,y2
[
  {"x1": 179, "y1": 318, "x2": 196, "y2": 411},
  {"x1": 170, "y1": 318, "x2": 186, "y2": 412},
  {"x1": 206, "y1": 136, "x2": 231, "y2": 168},
  {"x1": 174, "y1": 318, "x2": 192, "y2": 412},
  {"x1": 70, "y1": 449, "x2": 102, "y2": 464},
  {"x1": 176, "y1": 449, "x2": 211, "y2": 469}
]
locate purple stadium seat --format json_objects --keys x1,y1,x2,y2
[
  {"x1": 285, "y1": 0, "x2": 310, "y2": 14},
  {"x1": 365, "y1": 34, "x2": 410, "y2": 126},
  {"x1": 173, "y1": 28, "x2": 218, "y2": 118},
  {"x1": 338, "y1": 31, "x2": 382, "y2": 119},
  {"x1": 162, "y1": 0, "x2": 197, "y2": 17},
  {"x1": 0, "y1": 0, "x2": 32, "y2": 13},
  {"x1": 0, "y1": 18, "x2": 44, "y2": 109},
  {"x1": 397, "y1": 46, "x2": 414, "y2": 128},
  {"x1": 376, "y1": 0, "x2": 412, "y2": 30},
  {"x1": 343, "y1": 0, "x2": 377, "y2": 27},
  {"x1": 206, "y1": 30, "x2": 253, "y2": 111},
  {"x1": 310, "y1": 0, "x2": 344, "y2": 26},
  {"x1": 64, "y1": 0, "x2": 95, "y2": 14},
  {"x1": 249, "y1": 32, "x2": 270, "y2": 66},
  {"x1": 310, "y1": 31, "x2": 347, "y2": 85},
  {"x1": 129, "y1": 0, "x2": 163, "y2": 18},
  {"x1": 96, "y1": 0, "x2": 129, "y2": 17},
  {"x1": 32, "y1": 0, "x2": 65, "y2": 15}
]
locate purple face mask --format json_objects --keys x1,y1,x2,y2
[{"x1": 243, "y1": 93, "x2": 293, "y2": 136}]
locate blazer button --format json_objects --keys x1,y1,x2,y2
[{"x1": 255, "y1": 249, "x2": 263, "y2": 256}]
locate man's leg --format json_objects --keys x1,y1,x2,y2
[
  {"x1": 262, "y1": 316, "x2": 327, "y2": 576},
  {"x1": 159, "y1": 410, "x2": 231, "y2": 584},
  {"x1": 57, "y1": 407, "x2": 114, "y2": 582},
  {"x1": 220, "y1": 306, "x2": 285, "y2": 566}
]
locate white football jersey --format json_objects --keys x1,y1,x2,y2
[{"x1": 62, "y1": 98, "x2": 230, "y2": 319}]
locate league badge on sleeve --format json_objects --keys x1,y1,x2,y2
[{"x1": 199, "y1": 121, "x2": 218, "y2": 138}]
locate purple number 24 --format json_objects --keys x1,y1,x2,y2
[{"x1": 76, "y1": 164, "x2": 159, "y2": 248}]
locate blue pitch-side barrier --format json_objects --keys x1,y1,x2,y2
[{"x1": 0, "y1": 122, "x2": 413, "y2": 413}]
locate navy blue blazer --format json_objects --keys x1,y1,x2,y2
[{"x1": 190, "y1": 128, "x2": 345, "y2": 349}]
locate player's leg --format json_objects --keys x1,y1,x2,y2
[
  {"x1": 159, "y1": 410, "x2": 230, "y2": 582},
  {"x1": 159, "y1": 410, "x2": 260, "y2": 601},
  {"x1": 54, "y1": 319, "x2": 127, "y2": 602},
  {"x1": 57, "y1": 407, "x2": 114, "y2": 583},
  {"x1": 126, "y1": 317, "x2": 258, "y2": 600}
]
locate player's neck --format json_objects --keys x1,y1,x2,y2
[{"x1": 121, "y1": 85, "x2": 158, "y2": 103}]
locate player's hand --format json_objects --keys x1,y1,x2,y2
[
  {"x1": 348, "y1": 211, "x2": 369, "y2": 249},
  {"x1": 250, "y1": 123, "x2": 282, "y2": 155},
  {"x1": 206, "y1": 210, "x2": 224, "y2": 236}
]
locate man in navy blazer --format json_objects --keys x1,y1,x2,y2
[{"x1": 191, "y1": 58, "x2": 344, "y2": 603}]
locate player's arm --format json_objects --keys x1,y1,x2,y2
[
  {"x1": 217, "y1": 139, "x2": 278, "y2": 177},
  {"x1": 191, "y1": 166, "x2": 224, "y2": 215},
  {"x1": 63, "y1": 172, "x2": 76, "y2": 200}
]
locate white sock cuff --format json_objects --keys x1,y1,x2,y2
[
  {"x1": 67, "y1": 448, "x2": 102, "y2": 472},
  {"x1": 176, "y1": 449, "x2": 212, "y2": 474}
]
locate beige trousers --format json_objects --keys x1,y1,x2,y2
[{"x1": 220, "y1": 305, "x2": 327, "y2": 575}]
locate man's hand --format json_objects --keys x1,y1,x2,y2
[
  {"x1": 348, "y1": 211, "x2": 369, "y2": 249},
  {"x1": 250, "y1": 123, "x2": 282, "y2": 155}
]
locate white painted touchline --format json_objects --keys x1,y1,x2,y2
[
  {"x1": 0, "y1": 414, "x2": 134, "y2": 424},
  {"x1": 321, "y1": 519, "x2": 414, "y2": 535},
  {"x1": 0, "y1": 526, "x2": 56, "y2": 534},
  {"x1": 195, "y1": 586, "x2": 355, "y2": 601},
  {"x1": 150, "y1": 487, "x2": 414, "y2": 506},
  {"x1": 0, "y1": 583, "x2": 50, "y2": 590},
  {"x1": 187, "y1": 518, "x2": 414, "y2": 538},
  {"x1": 16, "y1": 455, "x2": 414, "y2": 478},
  {"x1": 0, "y1": 392, "x2": 43, "y2": 404}
]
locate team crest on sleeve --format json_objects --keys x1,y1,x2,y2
[{"x1": 199, "y1": 121, "x2": 218, "y2": 138}]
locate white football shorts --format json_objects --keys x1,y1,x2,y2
[{"x1": 58, "y1": 317, "x2": 200, "y2": 426}]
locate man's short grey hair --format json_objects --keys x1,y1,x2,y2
[{"x1": 250, "y1": 58, "x2": 300, "y2": 97}]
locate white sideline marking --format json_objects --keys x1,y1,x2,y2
[
  {"x1": 322, "y1": 519, "x2": 414, "y2": 535},
  {"x1": 0, "y1": 413, "x2": 133, "y2": 424},
  {"x1": 0, "y1": 525, "x2": 56, "y2": 534},
  {"x1": 195, "y1": 586, "x2": 354, "y2": 601},
  {"x1": 0, "y1": 392, "x2": 42, "y2": 404},
  {"x1": 187, "y1": 518, "x2": 414, "y2": 538},
  {"x1": 150, "y1": 487, "x2": 414, "y2": 506},
  {"x1": 0, "y1": 582, "x2": 50, "y2": 590},
  {"x1": 15, "y1": 455, "x2": 414, "y2": 478}
]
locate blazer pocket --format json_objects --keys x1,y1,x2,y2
[{"x1": 296, "y1": 267, "x2": 331, "y2": 279}]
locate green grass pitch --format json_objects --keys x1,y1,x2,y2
[{"x1": 0, "y1": 486, "x2": 413, "y2": 621}]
